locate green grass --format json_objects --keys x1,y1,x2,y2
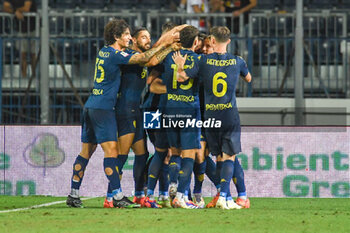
[{"x1": 0, "y1": 196, "x2": 349, "y2": 233}]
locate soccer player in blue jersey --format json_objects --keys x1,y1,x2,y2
[
  {"x1": 141, "y1": 23, "x2": 185, "y2": 209},
  {"x1": 161, "y1": 25, "x2": 202, "y2": 209},
  {"x1": 106, "y1": 27, "x2": 181, "y2": 208},
  {"x1": 173, "y1": 26, "x2": 252, "y2": 209},
  {"x1": 195, "y1": 35, "x2": 250, "y2": 209},
  {"x1": 66, "y1": 19, "x2": 177, "y2": 208}
]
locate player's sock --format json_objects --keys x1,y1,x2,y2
[
  {"x1": 184, "y1": 189, "x2": 189, "y2": 201},
  {"x1": 70, "y1": 155, "x2": 89, "y2": 197},
  {"x1": 147, "y1": 150, "x2": 168, "y2": 198},
  {"x1": 159, "y1": 163, "x2": 169, "y2": 196},
  {"x1": 226, "y1": 186, "x2": 232, "y2": 200},
  {"x1": 193, "y1": 160, "x2": 207, "y2": 194},
  {"x1": 106, "y1": 183, "x2": 113, "y2": 201},
  {"x1": 116, "y1": 154, "x2": 128, "y2": 175},
  {"x1": 103, "y1": 157, "x2": 122, "y2": 200},
  {"x1": 186, "y1": 178, "x2": 192, "y2": 201},
  {"x1": 169, "y1": 155, "x2": 181, "y2": 184},
  {"x1": 219, "y1": 160, "x2": 235, "y2": 198},
  {"x1": 233, "y1": 156, "x2": 247, "y2": 199},
  {"x1": 205, "y1": 156, "x2": 220, "y2": 189},
  {"x1": 215, "y1": 161, "x2": 223, "y2": 191},
  {"x1": 177, "y1": 158, "x2": 194, "y2": 194},
  {"x1": 133, "y1": 153, "x2": 148, "y2": 197}
]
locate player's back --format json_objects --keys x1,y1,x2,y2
[
  {"x1": 163, "y1": 49, "x2": 200, "y2": 110},
  {"x1": 198, "y1": 53, "x2": 248, "y2": 125},
  {"x1": 85, "y1": 46, "x2": 131, "y2": 110},
  {"x1": 117, "y1": 49, "x2": 147, "y2": 116}
]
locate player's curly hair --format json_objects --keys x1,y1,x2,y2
[
  {"x1": 180, "y1": 26, "x2": 199, "y2": 48},
  {"x1": 104, "y1": 19, "x2": 130, "y2": 45},
  {"x1": 210, "y1": 26, "x2": 231, "y2": 43}
]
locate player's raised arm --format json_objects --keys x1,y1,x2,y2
[
  {"x1": 152, "y1": 24, "x2": 187, "y2": 47},
  {"x1": 128, "y1": 42, "x2": 169, "y2": 65},
  {"x1": 144, "y1": 42, "x2": 181, "y2": 67},
  {"x1": 128, "y1": 28, "x2": 178, "y2": 65}
]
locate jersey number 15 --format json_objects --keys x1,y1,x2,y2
[
  {"x1": 94, "y1": 58, "x2": 105, "y2": 83},
  {"x1": 171, "y1": 64, "x2": 193, "y2": 90}
]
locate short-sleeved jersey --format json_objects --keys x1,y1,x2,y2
[
  {"x1": 186, "y1": 53, "x2": 248, "y2": 125},
  {"x1": 116, "y1": 48, "x2": 147, "y2": 116},
  {"x1": 163, "y1": 49, "x2": 200, "y2": 110},
  {"x1": 84, "y1": 46, "x2": 131, "y2": 110}
]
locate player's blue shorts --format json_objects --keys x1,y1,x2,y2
[
  {"x1": 200, "y1": 128, "x2": 207, "y2": 142},
  {"x1": 146, "y1": 128, "x2": 156, "y2": 145},
  {"x1": 166, "y1": 126, "x2": 201, "y2": 150},
  {"x1": 81, "y1": 108, "x2": 117, "y2": 144},
  {"x1": 205, "y1": 123, "x2": 241, "y2": 156},
  {"x1": 164, "y1": 107, "x2": 201, "y2": 150},
  {"x1": 154, "y1": 128, "x2": 169, "y2": 149},
  {"x1": 116, "y1": 112, "x2": 145, "y2": 144}
]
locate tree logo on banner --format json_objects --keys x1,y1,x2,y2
[{"x1": 23, "y1": 133, "x2": 65, "y2": 176}]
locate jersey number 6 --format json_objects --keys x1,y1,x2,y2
[{"x1": 212, "y1": 72, "x2": 227, "y2": 97}]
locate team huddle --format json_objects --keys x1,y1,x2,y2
[{"x1": 66, "y1": 19, "x2": 252, "y2": 210}]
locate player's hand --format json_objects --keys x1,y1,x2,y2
[
  {"x1": 172, "y1": 51, "x2": 187, "y2": 71},
  {"x1": 171, "y1": 42, "x2": 182, "y2": 51},
  {"x1": 15, "y1": 10, "x2": 24, "y2": 21},
  {"x1": 177, "y1": 75, "x2": 188, "y2": 83},
  {"x1": 147, "y1": 69, "x2": 161, "y2": 84},
  {"x1": 159, "y1": 24, "x2": 188, "y2": 46}
]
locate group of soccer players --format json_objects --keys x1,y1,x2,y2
[{"x1": 66, "y1": 18, "x2": 251, "y2": 210}]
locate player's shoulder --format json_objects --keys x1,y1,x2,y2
[
  {"x1": 164, "y1": 50, "x2": 176, "y2": 63},
  {"x1": 115, "y1": 49, "x2": 130, "y2": 58},
  {"x1": 233, "y1": 54, "x2": 246, "y2": 63},
  {"x1": 125, "y1": 48, "x2": 139, "y2": 55}
]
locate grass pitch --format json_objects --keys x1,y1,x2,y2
[{"x1": 0, "y1": 196, "x2": 349, "y2": 233}]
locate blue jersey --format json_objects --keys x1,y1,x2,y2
[
  {"x1": 116, "y1": 48, "x2": 147, "y2": 116},
  {"x1": 142, "y1": 64, "x2": 167, "y2": 111},
  {"x1": 84, "y1": 46, "x2": 131, "y2": 110},
  {"x1": 163, "y1": 49, "x2": 200, "y2": 110},
  {"x1": 186, "y1": 53, "x2": 249, "y2": 125}
]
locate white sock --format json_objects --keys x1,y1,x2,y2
[
  {"x1": 176, "y1": 192, "x2": 184, "y2": 200},
  {"x1": 114, "y1": 192, "x2": 124, "y2": 201},
  {"x1": 70, "y1": 188, "x2": 79, "y2": 198}
]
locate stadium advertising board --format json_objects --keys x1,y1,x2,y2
[{"x1": 0, "y1": 126, "x2": 349, "y2": 197}]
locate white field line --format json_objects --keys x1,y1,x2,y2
[{"x1": 0, "y1": 197, "x2": 96, "y2": 214}]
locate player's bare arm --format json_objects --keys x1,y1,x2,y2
[
  {"x1": 152, "y1": 24, "x2": 187, "y2": 47},
  {"x1": 128, "y1": 44, "x2": 168, "y2": 65},
  {"x1": 241, "y1": 72, "x2": 252, "y2": 83},
  {"x1": 129, "y1": 27, "x2": 181, "y2": 65},
  {"x1": 145, "y1": 42, "x2": 181, "y2": 67},
  {"x1": 150, "y1": 78, "x2": 167, "y2": 94}
]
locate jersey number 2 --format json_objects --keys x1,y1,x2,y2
[{"x1": 94, "y1": 58, "x2": 105, "y2": 83}]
